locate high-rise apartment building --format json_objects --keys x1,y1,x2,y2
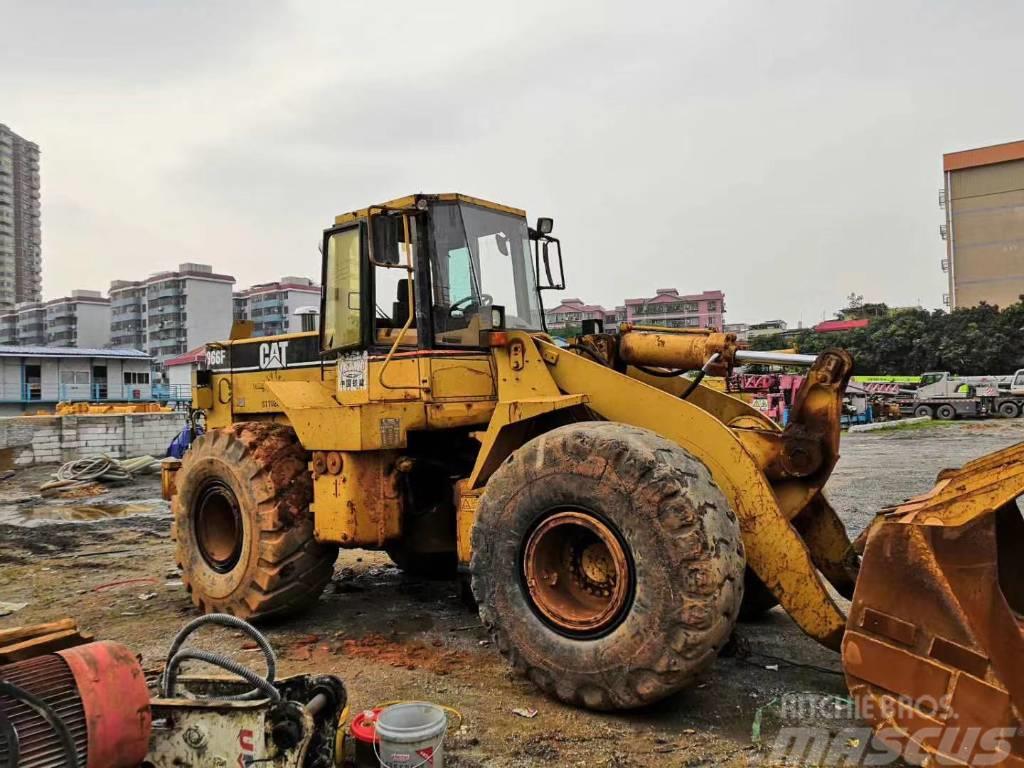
[
  {"x1": 232, "y1": 276, "x2": 321, "y2": 337},
  {"x1": 108, "y1": 264, "x2": 234, "y2": 366},
  {"x1": 941, "y1": 140, "x2": 1024, "y2": 309},
  {"x1": 146, "y1": 264, "x2": 234, "y2": 363},
  {"x1": 0, "y1": 124, "x2": 41, "y2": 312}
]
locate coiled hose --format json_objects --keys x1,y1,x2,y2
[
  {"x1": 40, "y1": 455, "x2": 159, "y2": 496},
  {"x1": 162, "y1": 614, "x2": 280, "y2": 702}
]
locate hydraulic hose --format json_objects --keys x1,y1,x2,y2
[
  {"x1": 567, "y1": 343, "x2": 608, "y2": 365},
  {"x1": 164, "y1": 649, "x2": 280, "y2": 702},
  {"x1": 680, "y1": 353, "x2": 722, "y2": 401},
  {"x1": 634, "y1": 364, "x2": 689, "y2": 378},
  {"x1": 162, "y1": 613, "x2": 279, "y2": 701}
]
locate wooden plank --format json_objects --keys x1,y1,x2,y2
[
  {"x1": 0, "y1": 629, "x2": 93, "y2": 664},
  {"x1": 0, "y1": 618, "x2": 77, "y2": 646}
]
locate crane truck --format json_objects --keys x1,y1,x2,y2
[{"x1": 908, "y1": 370, "x2": 1024, "y2": 419}]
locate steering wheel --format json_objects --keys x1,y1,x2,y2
[{"x1": 449, "y1": 294, "x2": 493, "y2": 316}]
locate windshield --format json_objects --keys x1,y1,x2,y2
[{"x1": 431, "y1": 202, "x2": 542, "y2": 344}]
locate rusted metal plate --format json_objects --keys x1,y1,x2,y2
[
  {"x1": 845, "y1": 454, "x2": 1024, "y2": 766},
  {"x1": 859, "y1": 607, "x2": 916, "y2": 647}
]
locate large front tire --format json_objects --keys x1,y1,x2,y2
[
  {"x1": 471, "y1": 422, "x2": 745, "y2": 710},
  {"x1": 172, "y1": 422, "x2": 337, "y2": 620}
]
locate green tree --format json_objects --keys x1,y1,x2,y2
[
  {"x1": 747, "y1": 300, "x2": 1024, "y2": 375},
  {"x1": 548, "y1": 322, "x2": 582, "y2": 339}
]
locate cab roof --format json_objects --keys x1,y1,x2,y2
[{"x1": 333, "y1": 193, "x2": 526, "y2": 225}]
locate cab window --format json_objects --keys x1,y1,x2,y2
[
  {"x1": 430, "y1": 202, "x2": 542, "y2": 346},
  {"x1": 322, "y1": 227, "x2": 362, "y2": 351},
  {"x1": 371, "y1": 213, "x2": 419, "y2": 347}
]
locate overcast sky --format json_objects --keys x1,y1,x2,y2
[{"x1": 3, "y1": 1, "x2": 1023, "y2": 325}]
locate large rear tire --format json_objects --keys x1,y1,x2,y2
[
  {"x1": 471, "y1": 422, "x2": 745, "y2": 710},
  {"x1": 172, "y1": 422, "x2": 338, "y2": 620}
]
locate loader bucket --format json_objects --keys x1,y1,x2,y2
[{"x1": 843, "y1": 442, "x2": 1024, "y2": 766}]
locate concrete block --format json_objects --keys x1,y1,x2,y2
[{"x1": 848, "y1": 416, "x2": 931, "y2": 433}]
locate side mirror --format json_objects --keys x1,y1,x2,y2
[
  {"x1": 535, "y1": 236, "x2": 565, "y2": 291},
  {"x1": 370, "y1": 213, "x2": 402, "y2": 265},
  {"x1": 537, "y1": 217, "x2": 554, "y2": 235}
]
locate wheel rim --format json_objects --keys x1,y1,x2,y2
[
  {"x1": 522, "y1": 509, "x2": 632, "y2": 637},
  {"x1": 193, "y1": 479, "x2": 244, "y2": 573}
]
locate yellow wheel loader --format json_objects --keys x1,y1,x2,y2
[{"x1": 164, "y1": 193, "x2": 1024, "y2": 766}]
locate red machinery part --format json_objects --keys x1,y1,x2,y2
[
  {"x1": 0, "y1": 641, "x2": 152, "y2": 768},
  {"x1": 350, "y1": 707, "x2": 383, "y2": 768}
]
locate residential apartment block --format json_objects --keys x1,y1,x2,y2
[
  {"x1": 0, "y1": 124, "x2": 42, "y2": 311},
  {"x1": 43, "y1": 290, "x2": 111, "y2": 347},
  {"x1": 544, "y1": 298, "x2": 625, "y2": 331},
  {"x1": 0, "y1": 312, "x2": 14, "y2": 344},
  {"x1": 747, "y1": 319, "x2": 788, "y2": 338},
  {"x1": 14, "y1": 301, "x2": 45, "y2": 346},
  {"x1": 723, "y1": 322, "x2": 749, "y2": 342},
  {"x1": 623, "y1": 289, "x2": 725, "y2": 330},
  {"x1": 108, "y1": 263, "x2": 235, "y2": 364},
  {"x1": 941, "y1": 139, "x2": 1024, "y2": 309},
  {"x1": 233, "y1": 276, "x2": 320, "y2": 337},
  {"x1": 109, "y1": 280, "x2": 147, "y2": 349}
]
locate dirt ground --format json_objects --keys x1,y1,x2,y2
[{"x1": 1, "y1": 419, "x2": 1022, "y2": 767}]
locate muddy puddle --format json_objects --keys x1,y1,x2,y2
[{"x1": 0, "y1": 498, "x2": 168, "y2": 527}]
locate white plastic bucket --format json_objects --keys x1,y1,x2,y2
[{"x1": 374, "y1": 702, "x2": 448, "y2": 768}]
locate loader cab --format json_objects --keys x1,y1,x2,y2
[{"x1": 320, "y1": 194, "x2": 556, "y2": 358}]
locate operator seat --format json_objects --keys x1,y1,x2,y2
[{"x1": 393, "y1": 278, "x2": 413, "y2": 327}]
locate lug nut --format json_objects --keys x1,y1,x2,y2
[{"x1": 326, "y1": 451, "x2": 343, "y2": 474}]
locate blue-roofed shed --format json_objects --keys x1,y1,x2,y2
[{"x1": 0, "y1": 345, "x2": 155, "y2": 415}]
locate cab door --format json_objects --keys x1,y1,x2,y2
[{"x1": 321, "y1": 223, "x2": 371, "y2": 355}]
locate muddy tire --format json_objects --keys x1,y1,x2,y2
[
  {"x1": 471, "y1": 422, "x2": 745, "y2": 710},
  {"x1": 172, "y1": 422, "x2": 337, "y2": 621}
]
